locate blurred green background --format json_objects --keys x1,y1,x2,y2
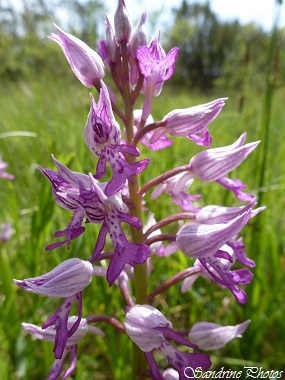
[{"x1": 0, "y1": 0, "x2": 285, "y2": 378}]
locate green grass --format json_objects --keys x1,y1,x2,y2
[{"x1": 1, "y1": 69, "x2": 285, "y2": 379}]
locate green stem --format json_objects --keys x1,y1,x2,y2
[
  {"x1": 138, "y1": 165, "x2": 191, "y2": 197},
  {"x1": 131, "y1": 121, "x2": 166, "y2": 147},
  {"x1": 146, "y1": 267, "x2": 201, "y2": 303},
  {"x1": 256, "y1": 7, "x2": 280, "y2": 204},
  {"x1": 120, "y1": 41, "x2": 148, "y2": 378}
]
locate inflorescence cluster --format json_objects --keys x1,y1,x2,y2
[{"x1": 14, "y1": 1, "x2": 264, "y2": 379}]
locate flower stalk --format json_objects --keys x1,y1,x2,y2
[{"x1": 118, "y1": 34, "x2": 149, "y2": 377}]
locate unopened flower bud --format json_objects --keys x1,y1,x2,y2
[
  {"x1": 48, "y1": 24, "x2": 105, "y2": 87},
  {"x1": 105, "y1": 15, "x2": 118, "y2": 64},
  {"x1": 114, "y1": 0, "x2": 131, "y2": 43},
  {"x1": 129, "y1": 12, "x2": 148, "y2": 58}
]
